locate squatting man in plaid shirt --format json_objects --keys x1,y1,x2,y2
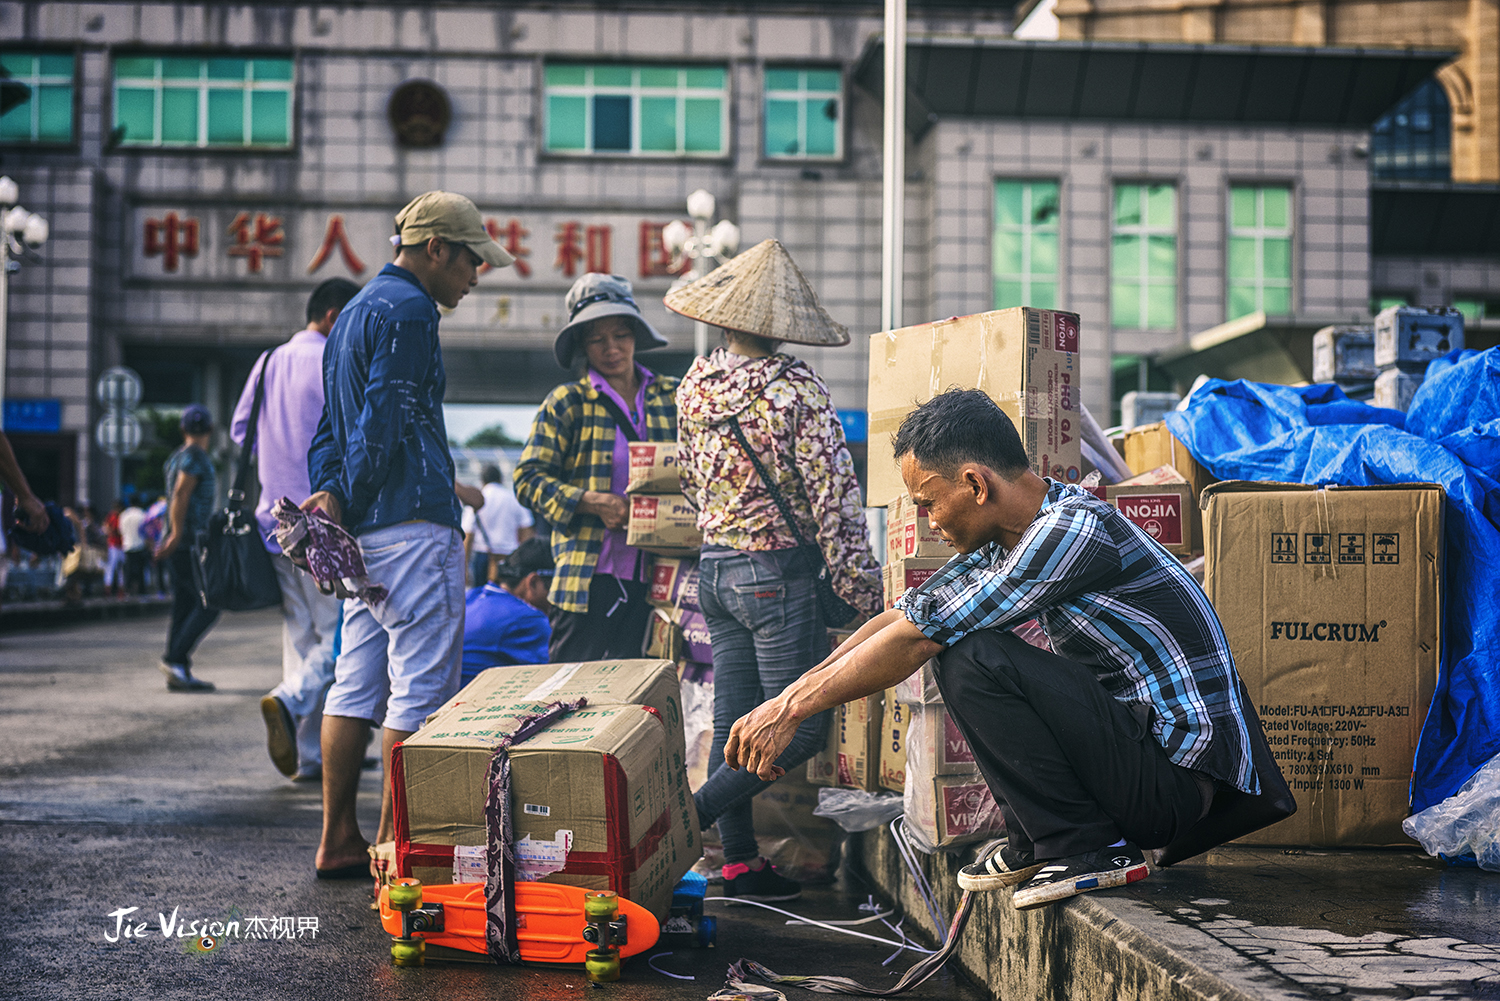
[{"x1": 727, "y1": 388, "x2": 1275, "y2": 909}]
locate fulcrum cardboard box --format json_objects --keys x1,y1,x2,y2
[
  {"x1": 1202, "y1": 482, "x2": 1442, "y2": 847},
  {"x1": 394, "y1": 700, "x2": 697, "y2": 920},
  {"x1": 867, "y1": 307, "x2": 1082, "y2": 508}
]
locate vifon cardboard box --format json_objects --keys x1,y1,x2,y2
[
  {"x1": 627, "y1": 442, "x2": 683, "y2": 494},
  {"x1": 806, "y1": 694, "x2": 884, "y2": 792},
  {"x1": 867, "y1": 308, "x2": 1083, "y2": 508},
  {"x1": 627, "y1": 494, "x2": 703, "y2": 556},
  {"x1": 879, "y1": 690, "x2": 908, "y2": 793},
  {"x1": 647, "y1": 556, "x2": 700, "y2": 611},
  {"x1": 907, "y1": 704, "x2": 980, "y2": 775},
  {"x1": 1202, "y1": 482, "x2": 1443, "y2": 847},
  {"x1": 393, "y1": 701, "x2": 699, "y2": 919},
  {"x1": 1107, "y1": 465, "x2": 1199, "y2": 555},
  {"x1": 904, "y1": 773, "x2": 1004, "y2": 849},
  {"x1": 883, "y1": 557, "x2": 950, "y2": 610},
  {"x1": 885, "y1": 496, "x2": 951, "y2": 564}
]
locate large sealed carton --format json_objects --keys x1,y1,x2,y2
[
  {"x1": 394, "y1": 701, "x2": 699, "y2": 919},
  {"x1": 904, "y1": 772, "x2": 1003, "y2": 850},
  {"x1": 627, "y1": 442, "x2": 683, "y2": 494},
  {"x1": 648, "y1": 557, "x2": 700, "y2": 612},
  {"x1": 1122, "y1": 421, "x2": 1215, "y2": 502},
  {"x1": 806, "y1": 694, "x2": 884, "y2": 792},
  {"x1": 885, "y1": 496, "x2": 951, "y2": 564},
  {"x1": 867, "y1": 308, "x2": 1082, "y2": 508},
  {"x1": 907, "y1": 704, "x2": 980, "y2": 775},
  {"x1": 1202, "y1": 482, "x2": 1443, "y2": 847},
  {"x1": 879, "y1": 690, "x2": 908, "y2": 793},
  {"x1": 1107, "y1": 465, "x2": 1199, "y2": 555},
  {"x1": 627, "y1": 494, "x2": 703, "y2": 556}
]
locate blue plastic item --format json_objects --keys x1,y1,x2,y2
[{"x1": 1166, "y1": 350, "x2": 1500, "y2": 815}]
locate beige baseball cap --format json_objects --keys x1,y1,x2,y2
[{"x1": 394, "y1": 191, "x2": 514, "y2": 268}]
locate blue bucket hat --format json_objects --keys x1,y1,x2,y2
[{"x1": 553, "y1": 273, "x2": 669, "y2": 369}]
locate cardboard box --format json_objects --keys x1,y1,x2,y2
[
  {"x1": 894, "y1": 659, "x2": 944, "y2": 705},
  {"x1": 805, "y1": 694, "x2": 884, "y2": 792},
  {"x1": 904, "y1": 773, "x2": 1004, "y2": 850},
  {"x1": 676, "y1": 607, "x2": 713, "y2": 664},
  {"x1": 627, "y1": 442, "x2": 683, "y2": 494},
  {"x1": 867, "y1": 308, "x2": 1083, "y2": 508},
  {"x1": 879, "y1": 690, "x2": 908, "y2": 793},
  {"x1": 885, "y1": 496, "x2": 952, "y2": 564},
  {"x1": 647, "y1": 557, "x2": 700, "y2": 612},
  {"x1": 1107, "y1": 465, "x2": 1199, "y2": 555},
  {"x1": 907, "y1": 704, "x2": 980, "y2": 776},
  {"x1": 1374, "y1": 305, "x2": 1464, "y2": 371},
  {"x1": 646, "y1": 609, "x2": 685, "y2": 663},
  {"x1": 1122, "y1": 421, "x2": 1216, "y2": 503},
  {"x1": 394, "y1": 701, "x2": 698, "y2": 919},
  {"x1": 883, "y1": 557, "x2": 950, "y2": 610},
  {"x1": 1202, "y1": 482, "x2": 1443, "y2": 847},
  {"x1": 627, "y1": 494, "x2": 703, "y2": 556}
]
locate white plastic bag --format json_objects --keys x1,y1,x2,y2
[
  {"x1": 1402, "y1": 752, "x2": 1500, "y2": 871},
  {"x1": 811, "y1": 787, "x2": 904, "y2": 833}
]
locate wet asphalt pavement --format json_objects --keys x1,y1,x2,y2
[{"x1": 0, "y1": 609, "x2": 991, "y2": 1001}]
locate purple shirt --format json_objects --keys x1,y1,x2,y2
[
  {"x1": 231, "y1": 329, "x2": 329, "y2": 552},
  {"x1": 590, "y1": 363, "x2": 653, "y2": 582}
]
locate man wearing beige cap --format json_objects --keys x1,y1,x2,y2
[{"x1": 304, "y1": 191, "x2": 513, "y2": 878}]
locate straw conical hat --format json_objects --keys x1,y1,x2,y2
[{"x1": 663, "y1": 239, "x2": 850, "y2": 347}]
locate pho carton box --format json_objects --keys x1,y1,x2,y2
[
  {"x1": 883, "y1": 557, "x2": 950, "y2": 610},
  {"x1": 627, "y1": 494, "x2": 703, "y2": 556},
  {"x1": 806, "y1": 694, "x2": 884, "y2": 792},
  {"x1": 885, "y1": 496, "x2": 951, "y2": 563},
  {"x1": 867, "y1": 308, "x2": 1083, "y2": 508},
  {"x1": 1108, "y1": 465, "x2": 1199, "y2": 555},
  {"x1": 1202, "y1": 482, "x2": 1443, "y2": 847},
  {"x1": 627, "y1": 442, "x2": 683, "y2": 494},
  {"x1": 879, "y1": 690, "x2": 908, "y2": 793}
]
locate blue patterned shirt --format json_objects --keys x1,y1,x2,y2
[{"x1": 897, "y1": 479, "x2": 1259, "y2": 794}]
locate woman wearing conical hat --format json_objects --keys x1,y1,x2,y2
[{"x1": 670, "y1": 239, "x2": 881, "y2": 901}]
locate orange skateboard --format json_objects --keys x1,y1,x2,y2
[{"x1": 380, "y1": 878, "x2": 659, "y2": 980}]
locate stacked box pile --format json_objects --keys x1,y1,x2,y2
[
  {"x1": 1372, "y1": 306, "x2": 1463, "y2": 412},
  {"x1": 645, "y1": 556, "x2": 710, "y2": 669},
  {"x1": 883, "y1": 494, "x2": 954, "y2": 609},
  {"x1": 394, "y1": 660, "x2": 698, "y2": 919},
  {"x1": 626, "y1": 442, "x2": 703, "y2": 556},
  {"x1": 1312, "y1": 325, "x2": 1378, "y2": 395},
  {"x1": 866, "y1": 308, "x2": 1083, "y2": 508}
]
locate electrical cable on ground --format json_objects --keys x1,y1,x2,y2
[{"x1": 703, "y1": 897, "x2": 937, "y2": 954}]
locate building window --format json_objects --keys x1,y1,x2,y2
[
  {"x1": 0, "y1": 52, "x2": 74, "y2": 143},
  {"x1": 763, "y1": 67, "x2": 841, "y2": 160},
  {"x1": 1452, "y1": 297, "x2": 1500, "y2": 322},
  {"x1": 1371, "y1": 78, "x2": 1451, "y2": 182},
  {"x1": 993, "y1": 180, "x2": 1060, "y2": 310},
  {"x1": 1111, "y1": 183, "x2": 1177, "y2": 330},
  {"x1": 1227, "y1": 185, "x2": 1293, "y2": 320},
  {"x1": 1371, "y1": 293, "x2": 1410, "y2": 316},
  {"x1": 112, "y1": 55, "x2": 294, "y2": 149},
  {"x1": 544, "y1": 64, "x2": 727, "y2": 157}
]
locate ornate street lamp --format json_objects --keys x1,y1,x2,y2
[
  {"x1": 663, "y1": 189, "x2": 740, "y2": 356},
  {"x1": 0, "y1": 176, "x2": 50, "y2": 416}
]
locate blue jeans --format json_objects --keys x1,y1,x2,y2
[{"x1": 693, "y1": 554, "x2": 831, "y2": 865}]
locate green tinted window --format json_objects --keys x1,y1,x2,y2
[
  {"x1": 1226, "y1": 185, "x2": 1294, "y2": 321},
  {"x1": 543, "y1": 63, "x2": 727, "y2": 156},
  {"x1": 0, "y1": 50, "x2": 75, "y2": 143},
  {"x1": 762, "y1": 66, "x2": 842, "y2": 160},
  {"x1": 993, "y1": 180, "x2": 1062, "y2": 310},
  {"x1": 113, "y1": 54, "x2": 294, "y2": 148},
  {"x1": 1112, "y1": 183, "x2": 1177, "y2": 331}
]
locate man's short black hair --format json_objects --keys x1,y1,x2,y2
[
  {"x1": 495, "y1": 537, "x2": 555, "y2": 583},
  {"x1": 481, "y1": 463, "x2": 502, "y2": 485},
  {"x1": 306, "y1": 278, "x2": 361, "y2": 323},
  {"x1": 891, "y1": 388, "x2": 1030, "y2": 478}
]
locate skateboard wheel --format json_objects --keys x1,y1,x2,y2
[
  {"x1": 585, "y1": 948, "x2": 621, "y2": 982},
  {"x1": 388, "y1": 878, "x2": 423, "y2": 912},
  {"x1": 583, "y1": 890, "x2": 618, "y2": 921},
  {"x1": 696, "y1": 915, "x2": 717, "y2": 948},
  {"x1": 391, "y1": 936, "x2": 425, "y2": 967}
]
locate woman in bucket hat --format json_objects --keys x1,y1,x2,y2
[
  {"x1": 514, "y1": 273, "x2": 679, "y2": 661},
  {"x1": 670, "y1": 239, "x2": 882, "y2": 901}
]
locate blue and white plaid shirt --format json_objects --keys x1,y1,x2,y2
[{"x1": 897, "y1": 479, "x2": 1259, "y2": 795}]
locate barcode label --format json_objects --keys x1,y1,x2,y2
[
  {"x1": 524, "y1": 803, "x2": 550, "y2": 816},
  {"x1": 1027, "y1": 310, "x2": 1041, "y2": 345}
]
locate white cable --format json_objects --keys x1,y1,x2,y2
[
  {"x1": 782, "y1": 908, "x2": 894, "y2": 927},
  {"x1": 704, "y1": 897, "x2": 937, "y2": 954}
]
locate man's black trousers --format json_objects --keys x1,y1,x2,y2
[{"x1": 933, "y1": 629, "x2": 1211, "y2": 861}]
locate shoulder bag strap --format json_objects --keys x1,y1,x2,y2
[
  {"x1": 593, "y1": 392, "x2": 642, "y2": 443},
  {"x1": 726, "y1": 415, "x2": 814, "y2": 553},
  {"x1": 230, "y1": 348, "x2": 273, "y2": 513}
]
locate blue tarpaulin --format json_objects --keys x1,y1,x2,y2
[{"x1": 1165, "y1": 348, "x2": 1500, "y2": 814}]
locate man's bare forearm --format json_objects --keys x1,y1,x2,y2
[{"x1": 784, "y1": 616, "x2": 942, "y2": 722}]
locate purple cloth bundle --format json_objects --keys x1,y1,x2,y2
[{"x1": 270, "y1": 496, "x2": 388, "y2": 604}]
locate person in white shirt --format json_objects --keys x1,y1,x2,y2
[
  {"x1": 461, "y1": 463, "x2": 534, "y2": 585},
  {"x1": 118, "y1": 495, "x2": 148, "y2": 595}
]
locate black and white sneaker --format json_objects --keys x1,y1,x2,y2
[
  {"x1": 957, "y1": 839, "x2": 1045, "y2": 891},
  {"x1": 722, "y1": 858, "x2": 802, "y2": 902},
  {"x1": 1011, "y1": 842, "x2": 1151, "y2": 910}
]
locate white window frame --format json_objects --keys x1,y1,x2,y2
[
  {"x1": 543, "y1": 63, "x2": 730, "y2": 158},
  {"x1": 0, "y1": 51, "x2": 74, "y2": 143},
  {"x1": 762, "y1": 66, "x2": 843, "y2": 161},
  {"x1": 992, "y1": 178, "x2": 1061, "y2": 310},
  {"x1": 1111, "y1": 182, "x2": 1179, "y2": 332},
  {"x1": 1226, "y1": 183, "x2": 1295, "y2": 320},
  {"x1": 112, "y1": 55, "x2": 295, "y2": 149}
]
